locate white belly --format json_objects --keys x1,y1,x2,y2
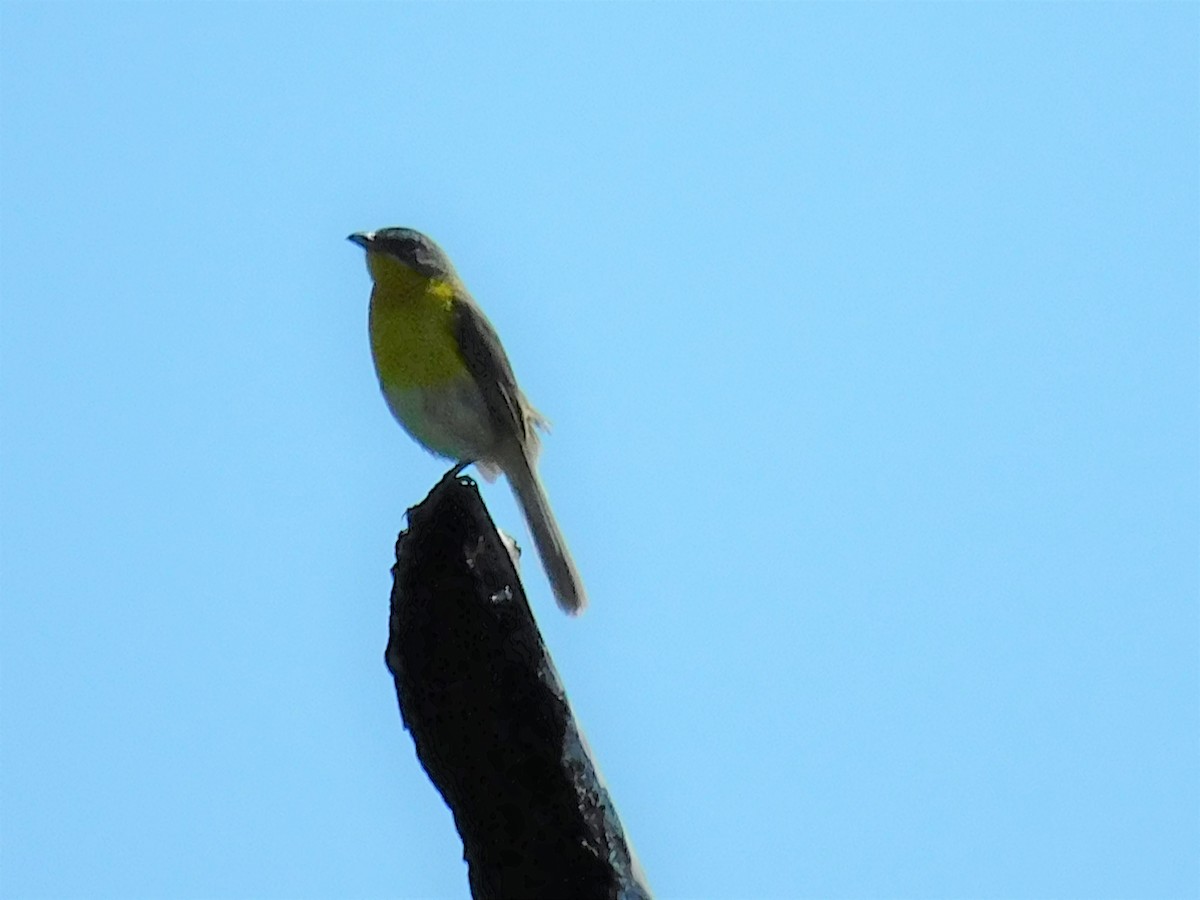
[{"x1": 380, "y1": 377, "x2": 499, "y2": 464}]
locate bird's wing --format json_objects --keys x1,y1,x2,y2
[{"x1": 452, "y1": 294, "x2": 535, "y2": 448}]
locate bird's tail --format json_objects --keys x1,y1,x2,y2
[{"x1": 505, "y1": 450, "x2": 587, "y2": 615}]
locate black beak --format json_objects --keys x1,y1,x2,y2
[{"x1": 347, "y1": 232, "x2": 372, "y2": 249}]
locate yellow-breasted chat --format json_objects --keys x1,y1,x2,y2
[{"x1": 349, "y1": 227, "x2": 586, "y2": 615}]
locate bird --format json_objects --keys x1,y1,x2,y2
[{"x1": 348, "y1": 227, "x2": 587, "y2": 614}]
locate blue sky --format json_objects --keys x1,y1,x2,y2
[{"x1": 2, "y1": 4, "x2": 1196, "y2": 898}]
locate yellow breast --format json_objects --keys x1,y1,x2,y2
[{"x1": 367, "y1": 255, "x2": 466, "y2": 389}]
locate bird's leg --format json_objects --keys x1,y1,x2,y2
[{"x1": 433, "y1": 460, "x2": 474, "y2": 497}]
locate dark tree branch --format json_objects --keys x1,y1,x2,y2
[{"x1": 385, "y1": 470, "x2": 651, "y2": 900}]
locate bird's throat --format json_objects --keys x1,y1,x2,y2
[{"x1": 368, "y1": 265, "x2": 464, "y2": 389}]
